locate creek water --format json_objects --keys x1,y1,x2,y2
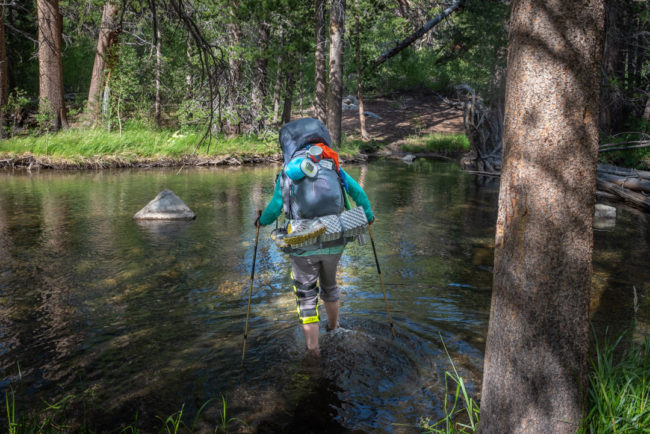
[{"x1": 0, "y1": 160, "x2": 648, "y2": 432}]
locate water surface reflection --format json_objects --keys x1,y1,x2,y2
[{"x1": 0, "y1": 161, "x2": 647, "y2": 431}]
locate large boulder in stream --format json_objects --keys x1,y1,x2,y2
[{"x1": 133, "y1": 189, "x2": 196, "y2": 220}]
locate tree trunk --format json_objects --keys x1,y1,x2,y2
[
  {"x1": 272, "y1": 51, "x2": 283, "y2": 125},
  {"x1": 251, "y1": 23, "x2": 269, "y2": 132},
  {"x1": 37, "y1": 0, "x2": 68, "y2": 130},
  {"x1": 0, "y1": 5, "x2": 8, "y2": 137},
  {"x1": 87, "y1": 2, "x2": 120, "y2": 123},
  {"x1": 299, "y1": 53, "x2": 304, "y2": 117},
  {"x1": 151, "y1": 0, "x2": 162, "y2": 127},
  {"x1": 281, "y1": 70, "x2": 295, "y2": 125},
  {"x1": 479, "y1": 1, "x2": 604, "y2": 433},
  {"x1": 644, "y1": 97, "x2": 650, "y2": 120},
  {"x1": 314, "y1": 0, "x2": 327, "y2": 124},
  {"x1": 327, "y1": 0, "x2": 345, "y2": 148},
  {"x1": 395, "y1": 0, "x2": 410, "y2": 20},
  {"x1": 355, "y1": 0, "x2": 368, "y2": 140},
  {"x1": 185, "y1": 33, "x2": 193, "y2": 98},
  {"x1": 226, "y1": 15, "x2": 243, "y2": 134}
]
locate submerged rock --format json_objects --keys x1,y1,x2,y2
[{"x1": 133, "y1": 189, "x2": 196, "y2": 220}]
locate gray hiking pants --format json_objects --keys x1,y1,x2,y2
[{"x1": 290, "y1": 252, "x2": 342, "y2": 324}]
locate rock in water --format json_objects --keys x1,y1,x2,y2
[
  {"x1": 133, "y1": 189, "x2": 196, "y2": 220},
  {"x1": 401, "y1": 154, "x2": 416, "y2": 164},
  {"x1": 594, "y1": 203, "x2": 616, "y2": 230}
]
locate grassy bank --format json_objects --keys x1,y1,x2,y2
[
  {"x1": 0, "y1": 126, "x2": 370, "y2": 168},
  {"x1": 419, "y1": 335, "x2": 650, "y2": 433},
  {"x1": 401, "y1": 132, "x2": 471, "y2": 154}
]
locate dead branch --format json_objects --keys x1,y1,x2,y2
[{"x1": 373, "y1": 0, "x2": 464, "y2": 67}]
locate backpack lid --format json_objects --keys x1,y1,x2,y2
[{"x1": 279, "y1": 118, "x2": 332, "y2": 165}]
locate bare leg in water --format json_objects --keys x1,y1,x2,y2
[{"x1": 302, "y1": 300, "x2": 339, "y2": 355}]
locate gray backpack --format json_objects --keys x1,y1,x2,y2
[{"x1": 278, "y1": 119, "x2": 345, "y2": 220}]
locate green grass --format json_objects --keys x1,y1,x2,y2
[
  {"x1": 581, "y1": 335, "x2": 650, "y2": 433},
  {"x1": 0, "y1": 126, "x2": 279, "y2": 160},
  {"x1": 401, "y1": 133, "x2": 470, "y2": 154},
  {"x1": 417, "y1": 337, "x2": 480, "y2": 433},
  {"x1": 0, "y1": 126, "x2": 370, "y2": 163},
  {"x1": 416, "y1": 334, "x2": 650, "y2": 434},
  {"x1": 4, "y1": 387, "x2": 241, "y2": 433}
]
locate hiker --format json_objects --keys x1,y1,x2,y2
[{"x1": 255, "y1": 118, "x2": 374, "y2": 354}]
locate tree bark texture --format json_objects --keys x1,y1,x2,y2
[
  {"x1": 327, "y1": 0, "x2": 345, "y2": 148},
  {"x1": 250, "y1": 22, "x2": 269, "y2": 132},
  {"x1": 87, "y1": 2, "x2": 120, "y2": 122},
  {"x1": 37, "y1": 0, "x2": 68, "y2": 130},
  {"x1": 0, "y1": 5, "x2": 8, "y2": 136},
  {"x1": 479, "y1": 1, "x2": 604, "y2": 433},
  {"x1": 314, "y1": 0, "x2": 327, "y2": 124},
  {"x1": 272, "y1": 51, "x2": 283, "y2": 125},
  {"x1": 281, "y1": 70, "x2": 295, "y2": 125},
  {"x1": 225, "y1": 13, "x2": 243, "y2": 134},
  {"x1": 152, "y1": 0, "x2": 162, "y2": 127},
  {"x1": 355, "y1": 0, "x2": 367, "y2": 140}
]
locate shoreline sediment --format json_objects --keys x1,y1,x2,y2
[{"x1": 0, "y1": 152, "x2": 374, "y2": 171}]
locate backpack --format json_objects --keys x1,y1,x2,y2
[{"x1": 278, "y1": 119, "x2": 346, "y2": 220}]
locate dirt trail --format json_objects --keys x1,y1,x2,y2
[
  {"x1": 341, "y1": 93, "x2": 465, "y2": 144},
  {"x1": 297, "y1": 92, "x2": 465, "y2": 155}
]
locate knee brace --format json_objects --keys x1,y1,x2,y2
[{"x1": 293, "y1": 280, "x2": 320, "y2": 324}]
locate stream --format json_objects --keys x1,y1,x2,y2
[{"x1": 0, "y1": 160, "x2": 648, "y2": 432}]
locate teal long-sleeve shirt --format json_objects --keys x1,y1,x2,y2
[{"x1": 259, "y1": 168, "x2": 374, "y2": 227}]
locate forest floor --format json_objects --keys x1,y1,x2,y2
[
  {"x1": 299, "y1": 90, "x2": 466, "y2": 157},
  {"x1": 341, "y1": 91, "x2": 465, "y2": 143}
]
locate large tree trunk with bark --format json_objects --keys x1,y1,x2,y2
[
  {"x1": 327, "y1": 0, "x2": 345, "y2": 148},
  {"x1": 0, "y1": 5, "x2": 8, "y2": 137},
  {"x1": 479, "y1": 1, "x2": 605, "y2": 433},
  {"x1": 37, "y1": 0, "x2": 68, "y2": 130},
  {"x1": 87, "y1": 2, "x2": 120, "y2": 123},
  {"x1": 314, "y1": 0, "x2": 327, "y2": 124}
]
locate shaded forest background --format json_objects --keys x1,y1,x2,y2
[{"x1": 0, "y1": 0, "x2": 649, "y2": 166}]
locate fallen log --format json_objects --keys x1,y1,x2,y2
[
  {"x1": 596, "y1": 178, "x2": 650, "y2": 210},
  {"x1": 596, "y1": 190, "x2": 618, "y2": 200},
  {"x1": 597, "y1": 163, "x2": 650, "y2": 180},
  {"x1": 597, "y1": 173, "x2": 650, "y2": 194}
]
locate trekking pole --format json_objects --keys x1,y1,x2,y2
[
  {"x1": 241, "y1": 210, "x2": 262, "y2": 365},
  {"x1": 367, "y1": 224, "x2": 396, "y2": 337}
]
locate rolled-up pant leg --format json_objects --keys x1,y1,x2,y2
[
  {"x1": 290, "y1": 253, "x2": 342, "y2": 324},
  {"x1": 291, "y1": 256, "x2": 320, "y2": 324}
]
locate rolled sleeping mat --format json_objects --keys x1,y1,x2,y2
[{"x1": 286, "y1": 206, "x2": 369, "y2": 249}]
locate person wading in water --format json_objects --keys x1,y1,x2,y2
[{"x1": 255, "y1": 118, "x2": 374, "y2": 355}]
